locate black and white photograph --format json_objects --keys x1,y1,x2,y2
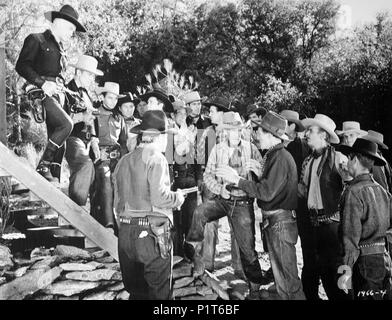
[{"x1": 0, "y1": 0, "x2": 392, "y2": 307}]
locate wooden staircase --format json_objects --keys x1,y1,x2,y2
[{"x1": 0, "y1": 142, "x2": 118, "y2": 261}]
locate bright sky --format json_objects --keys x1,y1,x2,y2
[{"x1": 338, "y1": 0, "x2": 392, "y2": 26}]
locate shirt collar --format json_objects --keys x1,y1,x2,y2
[{"x1": 350, "y1": 173, "x2": 372, "y2": 185}]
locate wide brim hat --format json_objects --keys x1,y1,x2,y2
[
  {"x1": 97, "y1": 82, "x2": 126, "y2": 98},
  {"x1": 69, "y1": 55, "x2": 103, "y2": 76},
  {"x1": 361, "y1": 130, "x2": 388, "y2": 150},
  {"x1": 302, "y1": 114, "x2": 340, "y2": 144},
  {"x1": 117, "y1": 92, "x2": 140, "y2": 106},
  {"x1": 203, "y1": 97, "x2": 234, "y2": 112},
  {"x1": 336, "y1": 138, "x2": 386, "y2": 167},
  {"x1": 44, "y1": 5, "x2": 87, "y2": 33},
  {"x1": 130, "y1": 110, "x2": 168, "y2": 135},
  {"x1": 217, "y1": 111, "x2": 245, "y2": 130},
  {"x1": 252, "y1": 111, "x2": 290, "y2": 141},
  {"x1": 140, "y1": 88, "x2": 174, "y2": 113},
  {"x1": 279, "y1": 110, "x2": 305, "y2": 132},
  {"x1": 245, "y1": 104, "x2": 267, "y2": 118},
  {"x1": 180, "y1": 91, "x2": 207, "y2": 105},
  {"x1": 335, "y1": 121, "x2": 367, "y2": 137}
]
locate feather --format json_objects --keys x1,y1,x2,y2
[
  {"x1": 179, "y1": 75, "x2": 185, "y2": 90},
  {"x1": 145, "y1": 74, "x2": 152, "y2": 85}
]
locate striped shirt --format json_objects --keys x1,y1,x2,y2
[{"x1": 204, "y1": 140, "x2": 262, "y2": 197}]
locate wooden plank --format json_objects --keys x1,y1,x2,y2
[
  {"x1": 0, "y1": 142, "x2": 119, "y2": 261},
  {"x1": 0, "y1": 4, "x2": 6, "y2": 146}
]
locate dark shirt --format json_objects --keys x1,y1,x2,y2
[
  {"x1": 238, "y1": 143, "x2": 298, "y2": 211},
  {"x1": 286, "y1": 136, "x2": 310, "y2": 180},
  {"x1": 339, "y1": 173, "x2": 392, "y2": 268},
  {"x1": 16, "y1": 29, "x2": 66, "y2": 88},
  {"x1": 66, "y1": 79, "x2": 97, "y2": 142}
]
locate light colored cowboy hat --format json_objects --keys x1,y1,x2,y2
[
  {"x1": 44, "y1": 4, "x2": 86, "y2": 32},
  {"x1": 179, "y1": 91, "x2": 207, "y2": 105},
  {"x1": 69, "y1": 55, "x2": 103, "y2": 76},
  {"x1": 252, "y1": 111, "x2": 290, "y2": 141},
  {"x1": 217, "y1": 111, "x2": 245, "y2": 130},
  {"x1": 337, "y1": 138, "x2": 386, "y2": 167},
  {"x1": 302, "y1": 114, "x2": 340, "y2": 144},
  {"x1": 97, "y1": 82, "x2": 126, "y2": 98},
  {"x1": 362, "y1": 130, "x2": 388, "y2": 150},
  {"x1": 335, "y1": 121, "x2": 367, "y2": 137},
  {"x1": 279, "y1": 110, "x2": 305, "y2": 132}
]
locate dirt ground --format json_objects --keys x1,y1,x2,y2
[{"x1": 212, "y1": 210, "x2": 327, "y2": 300}]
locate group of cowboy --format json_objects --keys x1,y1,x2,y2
[{"x1": 15, "y1": 4, "x2": 392, "y2": 300}]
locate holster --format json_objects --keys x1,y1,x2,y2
[{"x1": 148, "y1": 217, "x2": 173, "y2": 260}]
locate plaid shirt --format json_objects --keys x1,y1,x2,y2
[{"x1": 204, "y1": 140, "x2": 262, "y2": 197}]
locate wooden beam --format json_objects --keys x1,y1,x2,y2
[
  {"x1": 0, "y1": 10, "x2": 6, "y2": 146},
  {"x1": 0, "y1": 142, "x2": 119, "y2": 261}
]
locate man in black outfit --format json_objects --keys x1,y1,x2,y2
[{"x1": 15, "y1": 4, "x2": 86, "y2": 182}]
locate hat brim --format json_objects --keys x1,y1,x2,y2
[
  {"x1": 284, "y1": 118, "x2": 305, "y2": 132},
  {"x1": 337, "y1": 145, "x2": 386, "y2": 167},
  {"x1": 44, "y1": 11, "x2": 87, "y2": 32},
  {"x1": 362, "y1": 136, "x2": 389, "y2": 150},
  {"x1": 97, "y1": 88, "x2": 126, "y2": 98},
  {"x1": 302, "y1": 118, "x2": 340, "y2": 144},
  {"x1": 252, "y1": 120, "x2": 290, "y2": 141},
  {"x1": 130, "y1": 124, "x2": 166, "y2": 135},
  {"x1": 185, "y1": 96, "x2": 208, "y2": 105},
  {"x1": 69, "y1": 64, "x2": 103, "y2": 76},
  {"x1": 335, "y1": 129, "x2": 367, "y2": 137},
  {"x1": 140, "y1": 91, "x2": 174, "y2": 113}
]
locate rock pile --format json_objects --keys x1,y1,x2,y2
[{"x1": 0, "y1": 244, "x2": 129, "y2": 300}]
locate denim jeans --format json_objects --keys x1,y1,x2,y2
[
  {"x1": 186, "y1": 198, "x2": 263, "y2": 283},
  {"x1": 118, "y1": 223, "x2": 172, "y2": 300},
  {"x1": 65, "y1": 136, "x2": 95, "y2": 206},
  {"x1": 352, "y1": 252, "x2": 392, "y2": 300},
  {"x1": 264, "y1": 211, "x2": 306, "y2": 300}
]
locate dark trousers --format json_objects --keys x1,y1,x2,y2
[
  {"x1": 352, "y1": 252, "x2": 392, "y2": 300},
  {"x1": 90, "y1": 159, "x2": 118, "y2": 231},
  {"x1": 315, "y1": 222, "x2": 348, "y2": 300},
  {"x1": 118, "y1": 223, "x2": 172, "y2": 300},
  {"x1": 64, "y1": 136, "x2": 95, "y2": 206},
  {"x1": 42, "y1": 95, "x2": 73, "y2": 150},
  {"x1": 186, "y1": 198, "x2": 263, "y2": 284},
  {"x1": 296, "y1": 200, "x2": 320, "y2": 300},
  {"x1": 172, "y1": 176, "x2": 197, "y2": 257}
]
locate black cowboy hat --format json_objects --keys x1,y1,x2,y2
[
  {"x1": 44, "y1": 5, "x2": 87, "y2": 33},
  {"x1": 245, "y1": 104, "x2": 267, "y2": 119},
  {"x1": 130, "y1": 110, "x2": 167, "y2": 135},
  {"x1": 117, "y1": 92, "x2": 140, "y2": 106},
  {"x1": 203, "y1": 96, "x2": 235, "y2": 112},
  {"x1": 336, "y1": 138, "x2": 386, "y2": 167},
  {"x1": 140, "y1": 84, "x2": 174, "y2": 113}
]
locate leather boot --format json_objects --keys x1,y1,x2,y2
[
  {"x1": 246, "y1": 281, "x2": 261, "y2": 300},
  {"x1": 37, "y1": 141, "x2": 59, "y2": 183}
]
